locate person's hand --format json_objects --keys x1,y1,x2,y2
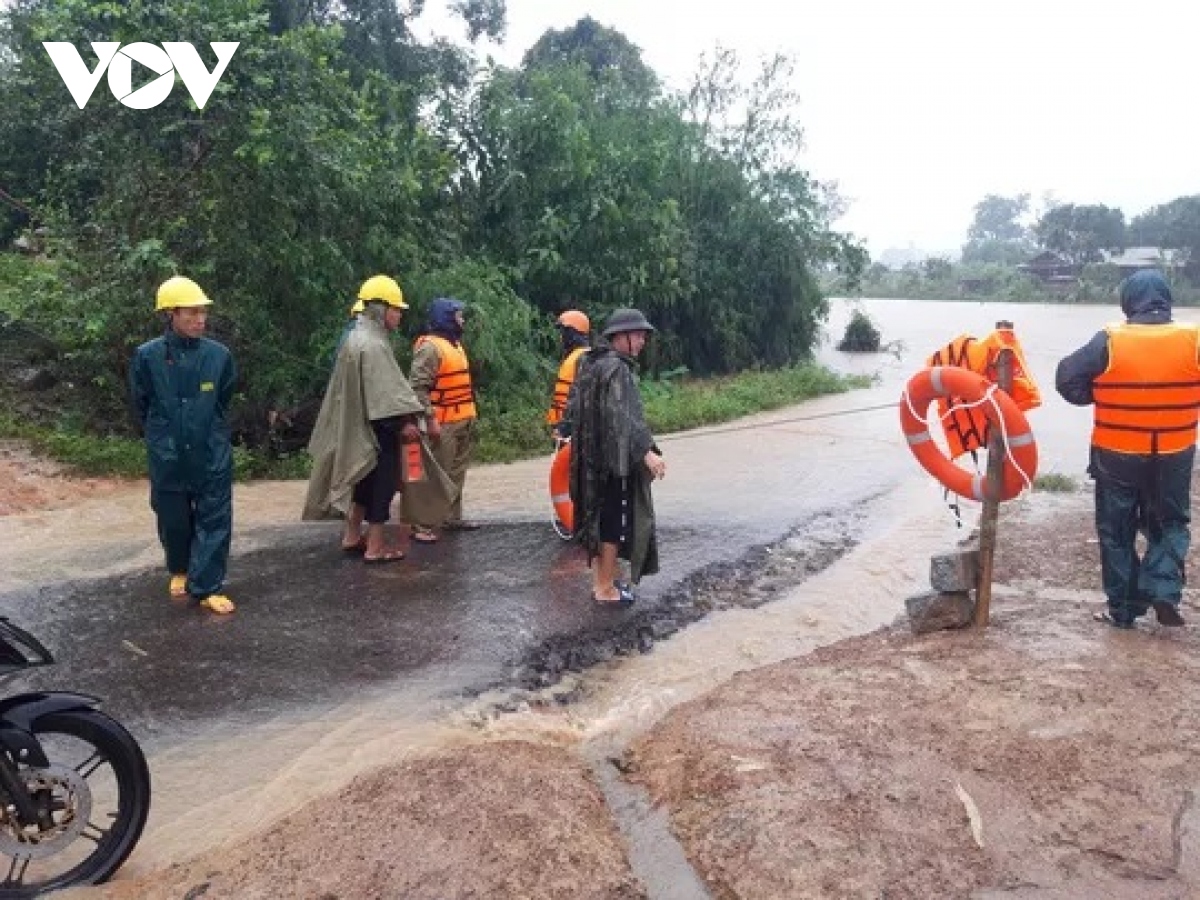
[
  {"x1": 644, "y1": 451, "x2": 666, "y2": 480},
  {"x1": 400, "y1": 422, "x2": 421, "y2": 444},
  {"x1": 426, "y1": 417, "x2": 441, "y2": 445}
]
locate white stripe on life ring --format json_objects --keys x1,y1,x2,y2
[{"x1": 970, "y1": 473, "x2": 985, "y2": 501}]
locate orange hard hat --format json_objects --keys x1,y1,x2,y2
[{"x1": 556, "y1": 310, "x2": 590, "y2": 334}]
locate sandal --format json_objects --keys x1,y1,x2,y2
[
  {"x1": 443, "y1": 520, "x2": 481, "y2": 532},
  {"x1": 593, "y1": 582, "x2": 636, "y2": 607},
  {"x1": 340, "y1": 537, "x2": 368, "y2": 553},
  {"x1": 364, "y1": 548, "x2": 406, "y2": 564},
  {"x1": 411, "y1": 527, "x2": 439, "y2": 544},
  {"x1": 199, "y1": 594, "x2": 236, "y2": 615}
]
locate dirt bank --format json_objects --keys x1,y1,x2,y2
[
  {"x1": 626, "y1": 488, "x2": 1200, "y2": 899},
  {"x1": 0, "y1": 441, "x2": 128, "y2": 516},
  {"x1": 74, "y1": 741, "x2": 643, "y2": 900}
]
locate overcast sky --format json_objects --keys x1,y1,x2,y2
[{"x1": 418, "y1": 0, "x2": 1198, "y2": 255}]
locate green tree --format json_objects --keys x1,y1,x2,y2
[
  {"x1": 521, "y1": 16, "x2": 656, "y2": 99},
  {"x1": 960, "y1": 238, "x2": 1030, "y2": 267},
  {"x1": 0, "y1": 0, "x2": 466, "y2": 434},
  {"x1": 967, "y1": 193, "x2": 1031, "y2": 244},
  {"x1": 921, "y1": 256, "x2": 953, "y2": 281},
  {"x1": 1130, "y1": 196, "x2": 1200, "y2": 281},
  {"x1": 1034, "y1": 203, "x2": 1125, "y2": 264}
]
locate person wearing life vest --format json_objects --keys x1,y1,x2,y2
[
  {"x1": 409, "y1": 297, "x2": 478, "y2": 542},
  {"x1": 1057, "y1": 270, "x2": 1196, "y2": 629},
  {"x1": 129, "y1": 276, "x2": 237, "y2": 615},
  {"x1": 547, "y1": 310, "x2": 591, "y2": 440}
]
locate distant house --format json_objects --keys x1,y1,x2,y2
[
  {"x1": 1017, "y1": 251, "x2": 1079, "y2": 286},
  {"x1": 1103, "y1": 246, "x2": 1184, "y2": 274}
]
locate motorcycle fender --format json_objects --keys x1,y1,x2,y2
[{"x1": 0, "y1": 692, "x2": 100, "y2": 767}]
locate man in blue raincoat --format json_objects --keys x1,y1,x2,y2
[
  {"x1": 130, "y1": 276, "x2": 237, "y2": 615},
  {"x1": 1057, "y1": 270, "x2": 1196, "y2": 629}
]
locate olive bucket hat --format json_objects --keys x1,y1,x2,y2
[{"x1": 602, "y1": 308, "x2": 656, "y2": 338}]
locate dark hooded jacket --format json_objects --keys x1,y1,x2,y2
[
  {"x1": 130, "y1": 329, "x2": 236, "y2": 492},
  {"x1": 1056, "y1": 270, "x2": 1174, "y2": 407},
  {"x1": 426, "y1": 297, "x2": 465, "y2": 345}
]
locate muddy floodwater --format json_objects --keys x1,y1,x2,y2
[{"x1": 0, "y1": 297, "x2": 1161, "y2": 877}]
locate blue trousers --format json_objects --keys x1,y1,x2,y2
[
  {"x1": 1092, "y1": 445, "x2": 1192, "y2": 623},
  {"x1": 151, "y1": 478, "x2": 232, "y2": 599}
]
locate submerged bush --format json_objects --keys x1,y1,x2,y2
[{"x1": 837, "y1": 309, "x2": 882, "y2": 352}]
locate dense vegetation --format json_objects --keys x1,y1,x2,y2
[{"x1": 0, "y1": 1, "x2": 865, "y2": 471}]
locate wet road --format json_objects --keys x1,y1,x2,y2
[
  {"x1": 1, "y1": 521, "x2": 729, "y2": 743},
  {"x1": 1, "y1": 456, "x2": 902, "y2": 748}
]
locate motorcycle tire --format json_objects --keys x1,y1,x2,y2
[{"x1": 0, "y1": 708, "x2": 151, "y2": 897}]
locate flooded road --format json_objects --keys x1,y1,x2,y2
[{"x1": 0, "y1": 296, "x2": 1146, "y2": 873}]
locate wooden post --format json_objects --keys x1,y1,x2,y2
[{"x1": 974, "y1": 321, "x2": 1015, "y2": 627}]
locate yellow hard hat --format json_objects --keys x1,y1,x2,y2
[
  {"x1": 156, "y1": 276, "x2": 211, "y2": 311},
  {"x1": 350, "y1": 299, "x2": 365, "y2": 317},
  {"x1": 357, "y1": 275, "x2": 407, "y2": 309}
]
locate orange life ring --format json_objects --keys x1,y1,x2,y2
[
  {"x1": 900, "y1": 366, "x2": 1038, "y2": 501},
  {"x1": 549, "y1": 440, "x2": 574, "y2": 538}
]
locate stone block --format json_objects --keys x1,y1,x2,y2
[
  {"x1": 930, "y1": 550, "x2": 980, "y2": 593},
  {"x1": 905, "y1": 590, "x2": 975, "y2": 634}
]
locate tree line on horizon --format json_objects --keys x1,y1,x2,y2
[
  {"x1": 960, "y1": 193, "x2": 1200, "y2": 276},
  {"x1": 854, "y1": 192, "x2": 1200, "y2": 305}
]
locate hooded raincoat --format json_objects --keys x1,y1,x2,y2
[
  {"x1": 566, "y1": 339, "x2": 660, "y2": 582},
  {"x1": 129, "y1": 328, "x2": 236, "y2": 598}
]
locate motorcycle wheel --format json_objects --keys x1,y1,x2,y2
[{"x1": 0, "y1": 709, "x2": 150, "y2": 896}]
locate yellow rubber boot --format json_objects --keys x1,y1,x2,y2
[
  {"x1": 199, "y1": 594, "x2": 236, "y2": 615},
  {"x1": 169, "y1": 574, "x2": 187, "y2": 598}
]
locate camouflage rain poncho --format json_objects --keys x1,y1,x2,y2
[{"x1": 565, "y1": 341, "x2": 660, "y2": 582}]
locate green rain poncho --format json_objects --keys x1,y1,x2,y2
[{"x1": 302, "y1": 307, "x2": 456, "y2": 522}]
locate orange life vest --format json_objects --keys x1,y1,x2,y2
[
  {"x1": 925, "y1": 329, "x2": 1041, "y2": 460},
  {"x1": 1092, "y1": 322, "x2": 1200, "y2": 455},
  {"x1": 415, "y1": 334, "x2": 477, "y2": 425},
  {"x1": 546, "y1": 347, "x2": 586, "y2": 425}
]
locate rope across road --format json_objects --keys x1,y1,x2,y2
[{"x1": 656, "y1": 401, "x2": 901, "y2": 444}]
